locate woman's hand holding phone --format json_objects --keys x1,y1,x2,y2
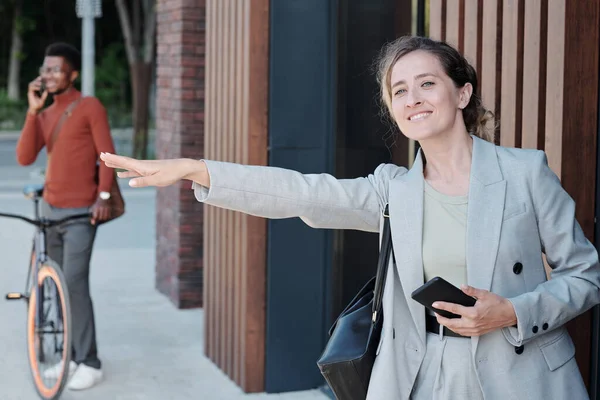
[
  {"x1": 432, "y1": 284, "x2": 518, "y2": 337},
  {"x1": 27, "y1": 76, "x2": 48, "y2": 114}
]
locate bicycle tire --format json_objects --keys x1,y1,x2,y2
[{"x1": 27, "y1": 259, "x2": 72, "y2": 400}]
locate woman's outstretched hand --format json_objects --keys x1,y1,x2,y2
[
  {"x1": 99, "y1": 153, "x2": 210, "y2": 188},
  {"x1": 432, "y1": 285, "x2": 518, "y2": 337}
]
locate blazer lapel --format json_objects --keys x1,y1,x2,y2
[
  {"x1": 466, "y1": 136, "x2": 506, "y2": 292},
  {"x1": 389, "y1": 152, "x2": 426, "y2": 344},
  {"x1": 466, "y1": 136, "x2": 506, "y2": 353}
]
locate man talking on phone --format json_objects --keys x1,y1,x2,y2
[{"x1": 15, "y1": 42, "x2": 116, "y2": 390}]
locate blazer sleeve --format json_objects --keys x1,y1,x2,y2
[
  {"x1": 502, "y1": 151, "x2": 600, "y2": 346},
  {"x1": 192, "y1": 160, "x2": 407, "y2": 232}
]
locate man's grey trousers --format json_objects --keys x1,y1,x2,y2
[{"x1": 41, "y1": 200, "x2": 100, "y2": 369}]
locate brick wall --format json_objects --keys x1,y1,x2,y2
[{"x1": 155, "y1": 0, "x2": 205, "y2": 308}]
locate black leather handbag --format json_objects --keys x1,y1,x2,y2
[{"x1": 317, "y1": 204, "x2": 393, "y2": 399}]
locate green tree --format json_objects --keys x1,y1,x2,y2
[
  {"x1": 7, "y1": 0, "x2": 24, "y2": 101},
  {"x1": 115, "y1": 0, "x2": 156, "y2": 159}
]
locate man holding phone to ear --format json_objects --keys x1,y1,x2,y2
[{"x1": 15, "y1": 42, "x2": 116, "y2": 391}]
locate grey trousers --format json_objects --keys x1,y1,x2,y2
[
  {"x1": 41, "y1": 200, "x2": 101, "y2": 369},
  {"x1": 410, "y1": 332, "x2": 484, "y2": 399}
]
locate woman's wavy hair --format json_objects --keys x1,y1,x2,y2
[{"x1": 375, "y1": 36, "x2": 495, "y2": 143}]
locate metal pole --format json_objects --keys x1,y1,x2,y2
[
  {"x1": 81, "y1": 14, "x2": 95, "y2": 96},
  {"x1": 77, "y1": 0, "x2": 101, "y2": 97}
]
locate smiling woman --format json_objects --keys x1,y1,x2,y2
[
  {"x1": 100, "y1": 35, "x2": 600, "y2": 400},
  {"x1": 376, "y1": 36, "x2": 494, "y2": 145}
]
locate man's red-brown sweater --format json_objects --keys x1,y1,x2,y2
[{"x1": 16, "y1": 89, "x2": 116, "y2": 208}]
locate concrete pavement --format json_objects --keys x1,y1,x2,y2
[{"x1": 0, "y1": 137, "x2": 329, "y2": 399}]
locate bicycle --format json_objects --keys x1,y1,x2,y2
[{"x1": 2, "y1": 183, "x2": 91, "y2": 400}]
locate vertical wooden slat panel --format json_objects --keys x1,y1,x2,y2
[
  {"x1": 536, "y1": 0, "x2": 547, "y2": 151},
  {"x1": 225, "y1": 0, "x2": 234, "y2": 377},
  {"x1": 233, "y1": 0, "x2": 244, "y2": 385},
  {"x1": 209, "y1": 0, "x2": 216, "y2": 360},
  {"x1": 560, "y1": 2, "x2": 600, "y2": 385},
  {"x1": 429, "y1": 0, "x2": 443, "y2": 40},
  {"x1": 211, "y1": 0, "x2": 219, "y2": 365},
  {"x1": 544, "y1": 0, "x2": 565, "y2": 176},
  {"x1": 480, "y1": 0, "x2": 500, "y2": 135},
  {"x1": 499, "y1": 0, "x2": 523, "y2": 148},
  {"x1": 223, "y1": 1, "x2": 232, "y2": 372},
  {"x1": 230, "y1": 2, "x2": 239, "y2": 377},
  {"x1": 204, "y1": 0, "x2": 210, "y2": 358},
  {"x1": 212, "y1": 0, "x2": 221, "y2": 366},
  {"x1": 476, "y1": 0, "x2": 484, "y2": 79},
  {"x1": 212, "y1": 0, "x2": 225, "y2": 365},
  {"x1": 226, "y1": 0, "x2": 233, "y2": 370},
  {"x1": 205, "y1": 0, "x2": 214, "y2": 361},
  {"x1": 521, "y1": 0, "x2": 542, "y2": 149},
  {"x1": 459, "y1": 0, "x2": 465, "y2": 52},
  {"x1": 445, "y1": 0, "x2": 461, "y2": 50},
  {"x1": 216, "y1": 0, "x2": 225, "y2": 369},
  {"x1": 219, "y1": 0, "x2": 228, "y2": 372},
  {"x1": 244, "y1": 0, "x2": 268, "y2": 392},
  {"x1": 239, "y1": 0, "x2": 251, "y2": 389},
  {"x1": 516, "y1": 0, "x2": 525, "y2": 147},
  {"x1": 463, "y1": 0, "x2": 479, "y2": 72},
  {"x1": 213, "y1": 0, "x2": 220, "y2": 364},
  {"x1": 205, "y1": 0, "x2": 268, "y2": 392}
]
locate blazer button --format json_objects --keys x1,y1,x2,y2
[
  {"x1": 513, "y1": 262, "x2": 523, "y2": 274},
  {"x1": 543, "y1": 323, "x2": 549, "y2": 330},
  {"x1": 515, "y1": 345, "x2": 524, "y2": 355},
  {"x1": 532, "y1": 325, "x2": 539, "y2": 334}
]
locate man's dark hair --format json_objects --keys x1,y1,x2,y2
[{"x1": 45, "y1": 42, "x2": 81, "y2": 71}]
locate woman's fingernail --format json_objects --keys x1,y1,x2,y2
[{"x1": 432, "y1": 302, "x2": 439, "y2": 308}]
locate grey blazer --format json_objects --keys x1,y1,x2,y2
[{"x1": 193, "y1": 135, "x2": 600, "y2": 400}]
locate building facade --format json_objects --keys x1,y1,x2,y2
[{"x1": 155, "y1": 0, "x2": 600, "y2": 396}]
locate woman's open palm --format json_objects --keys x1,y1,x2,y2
[{"x1": 100, "y1": 153, "x2": 199, "y2": 188}]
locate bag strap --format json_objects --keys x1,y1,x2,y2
[
  {"x1": 48, "y1": 98, "x2": 83, "y2": 153},
  {"x1": 371, "y1": 204, "x2": 394, "y2": 322}
]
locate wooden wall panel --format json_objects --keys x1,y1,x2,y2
[
  {"x1": 463, "y1": 0, "x2": 480, "y2": 74},
  {"x1": 521, "y1": 0, "x2": 543, "y2": 149},
  {"x1": 480, "y1": 0, "x2": 501, "y2": 138},
  {"x1": 204, "y1": 0, "x2": 214, "y2": 366},
  {"x1": 429, "y1": 0, "x2": 444, "y2": 40},
  {"x1": 205, "y1": 0, "x2": 269, "y2": 392},
  {"x1": 429, "y1": 0, "x2": 600, "y2": 390},
  {"x1": 499, "y1": 0, "x2": 523, "y2": 148},
  {"x1": 245, "y1": 0, "x2": 269, "y2": 391},
  {"x1": 445, "y1": 0, "x2": 462, "y2": 50},
  {"x1": 544, "y1": 0, "x2": 565, "y2": 176},
  {"x1": 559, "y1": 1, "x2": 600, "y2": 386}
]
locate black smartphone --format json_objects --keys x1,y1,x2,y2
[
  {"x1": 411, "y1": 276, "x2": 476, "y2": 319},
  {"x1": 37, "y1": 80, "x2": 46, "y2": 96}
]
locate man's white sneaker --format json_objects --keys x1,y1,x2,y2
[
  {"x1": 66, "y1": 364, "x2": 103, "y2": 390},
  {"x1": 42, "y1": 360, "x2": 77, "y2": 380}
]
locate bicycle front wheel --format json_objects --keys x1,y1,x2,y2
[{"x1": 27, "y1": 259, "x2": 72, "y2": 400}]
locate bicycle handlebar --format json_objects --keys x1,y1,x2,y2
[{"x1": 0, "y1": 212, "x2": 92, "y2": 228}]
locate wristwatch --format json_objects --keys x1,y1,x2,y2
[{"x1": 99, "y1": 191, "x2": 111, "y2": 200}]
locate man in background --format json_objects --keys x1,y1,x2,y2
[{"x1": 16, "y1": 42, "x2": 116, "y2": 391}]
